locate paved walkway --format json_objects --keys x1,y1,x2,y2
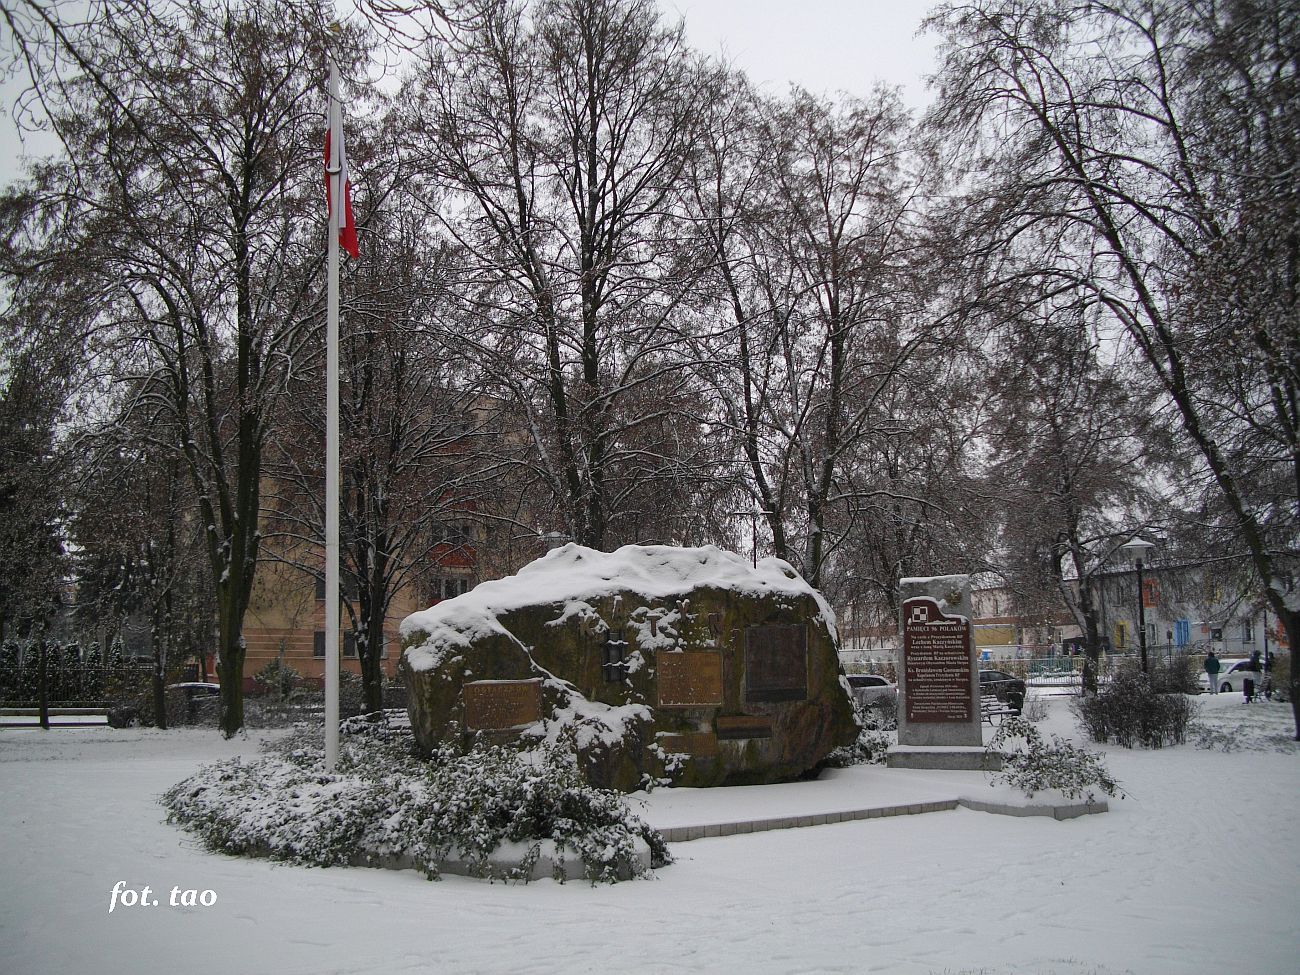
[{"x1": 635, "y1": 764, "x2": 1105, "y2": 842}]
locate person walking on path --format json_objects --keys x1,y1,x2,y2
[{"x1": 1205, "y1": 650, "x2": 1222, "y2": 694}]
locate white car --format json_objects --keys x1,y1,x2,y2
[
  {"x1": 845, "y1": 674, "x2": 897, "y2": 707},
  {"x1": 1204, "y1": 659, "x2": 1264, "y2": 695}
]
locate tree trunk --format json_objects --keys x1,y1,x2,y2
[
  {"x1": 152, "y1": 666, "x2": 167, "y2": 730},
  {"x1": 359, "y1": 610, "x2": 385, "y2": 715},
  {"x1": 37, "y1": 640, "x2": 49, "y2": 730},
  {"x1": 215, "y1": 600, "x2": 245, "y2": 736},
  {"x1": 1081, "y1": 604, "x2": 1103, "y2": 697},
  {"x1": 1276, "y1": 604, "x2": 1300, "y2": 741}
]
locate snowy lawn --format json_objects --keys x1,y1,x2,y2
[{"x1": 1, "y1": 693, "x2": 1295, "y2": 975}]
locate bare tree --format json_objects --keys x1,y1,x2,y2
[
  {"x1": 928, "y1": 0, "x2": 1300, "y2": 731},
  {"x1": 982, "y1": 288, "x2": 1168, "y2": 692},
  {"x1": 400, "y1": 0, "x2": 718, "y2": 549},
  {"x1": 1, "y1": 0, "x2": 361, "y2": 733},
  {"x1": 689, "y1": 82, "x2": 955, "y2": 591},
  {"x1": 267, "y1": 192, "x2": 500, "y2": 713}
]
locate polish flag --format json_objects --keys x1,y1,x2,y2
[{"x1": 324, "y1": 114, "x2": 359, "y2": 258}]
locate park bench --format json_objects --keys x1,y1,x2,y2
[
  {"x1": 0, "y1": 707, "x2": 110, "y2": 728},
  {"x1": 979, "y1": 694, "x2": 1019, "y2": 725}
]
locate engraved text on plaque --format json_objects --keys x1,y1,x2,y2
[
  {"x1": 902, "y1": 598, "x2": 973, "y2": 723},
  {"x1": 656, "y1": 651, "x2": 724, "y2": 707},
  {"x1": 744, "y1": 624, "x2": 808, "y2": 703},
  {"x1": 463, "y1": 679, "x2": 543, "y2": 731}
]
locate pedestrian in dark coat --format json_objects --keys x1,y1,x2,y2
[
  {"x1": 1204, "y1": 651, "x2": 1221, "y2": 695},
  {"x1": 1244, "y1": 650, "x2": 1262, "y2": 702}
]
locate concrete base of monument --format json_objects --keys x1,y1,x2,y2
[{"x1": 886, "y1": 744, "x2": 1002, "y2": 771}]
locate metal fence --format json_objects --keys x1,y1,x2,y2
[
  {"x1": 842, "y1": 642, "x2": 1273, "y2": 697},
  {"x1": 0, "y1": 648, "x2": 154, "y2": 708}
]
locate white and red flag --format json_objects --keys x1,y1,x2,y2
[{"x1": 324, "y1": 88, "x2": 359, "y2": 258}]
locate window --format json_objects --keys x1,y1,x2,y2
[
  {"x1": 313, "y1": 632, "x2": 357, "y2": 657},
  {"x1": 1142, "y1": 578, "x2": 1160, "y2": 608},
  {"x1": 435, "y1": 577, "x2": 471, "y2": 600},
  {"x1": 1241, "y1": 619, "x2": 1254, "y2": 643},
  {"x1": 315, "y1": 574, "x2": 359, "y2": 601}
]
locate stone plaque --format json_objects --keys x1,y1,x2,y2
[
  {"x1": 902, "y1": 598, "x2": 974, "y2": 723},
  {"x1": 463, "y1": 679, "x2": 543, "y2": 731},
  {"x1": 655, "y1": 731, "x2": 719, "y2": 758},
  {"x1": 744, "y1": 624, "x2": 808, "y2": 703},
  {"x1": 715, "y1": 715, "x2": 773, "y2": 740},
  {"x1": 656, "y1": 651, "x2": 723, "y2": 707}
]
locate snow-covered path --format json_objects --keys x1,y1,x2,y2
[{"x1": 1, "y1": 696, "x2": 1295, "y2": 975}]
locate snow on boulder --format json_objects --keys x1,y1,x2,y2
[{"x1": 399, "y1": 544, "x2": 858, "y2": 791}]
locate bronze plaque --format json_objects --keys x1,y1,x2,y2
[
  {"x1": 902, "y1": 597, "x2": 974, "y2": 723},
  {"x1": 744, "y1": 624, "x2": 808, "y2": 703},
  {"x1": 656, "y1": 651, "x2": 723, "y2": 707},
  {"x1": 655, "y1": 731, "x2": 719, "y2": 758},
  {"x1": 715, "y1": 715, "x2": 773, "y2": 740},
  {"x1": 463, "y1": 679, "x2": 543, "y2": 731}
]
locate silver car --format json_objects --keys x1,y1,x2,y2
[{"x1": 845, "y1": 673, "x2": 897, "y2": 707}]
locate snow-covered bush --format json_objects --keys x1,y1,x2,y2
[
  {"x1": 823, "y1": 697, "x2": 897, "y2": 767},
  {"x1": 987, "y1": 716, "x2": 1122, "y2": 804},
  {"x1": 1151, "y1": 653, "x2": 1200, "y2": 695},
  {"x1": 162, "y1": 721, "x2": 670, "y2": 884},
  {"x1": 1072, "y1": 665, "x2": 1196, "y2": 748}
]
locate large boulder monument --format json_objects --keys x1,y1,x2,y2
[{"x1": 400, "y1": 544, "x2": 858, "y2": 791}]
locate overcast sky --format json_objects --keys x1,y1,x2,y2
[
  {"x1": 0, "y1": 1, "x2": 938, "y2": 189},
  {"x1": 672, "y1": 0, "x2": 937, "y2": 109}
]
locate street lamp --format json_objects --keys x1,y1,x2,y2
[
  {"x1": 1121, "y1": 537, "x2": 1156, "y2": 674},
  {"x1": 728, "y1": 510, "x2": 772, "y2": 568}
]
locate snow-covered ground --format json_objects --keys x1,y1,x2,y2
[{"x1": 1, "y1": 693, "x2": 1295, "y2": 975}]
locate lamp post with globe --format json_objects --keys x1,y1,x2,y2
[{"x1": 1121, "y1": 537, "x2": 1156, "y2": 674}]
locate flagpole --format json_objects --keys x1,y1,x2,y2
[{"x1": 324, "y1": 59, "x2": 342, "y2": 772}]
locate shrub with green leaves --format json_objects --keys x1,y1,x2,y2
[
  {"x1": 162, "y1": 721, "x2": 670, "y2": 884},
  {"x1": 987, "y1": 716, "x2": 1122, "y2": 804}
]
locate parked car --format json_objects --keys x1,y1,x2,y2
[
  {"x1": 845, "y1": 673, "x2": 897, "y2": 707},
  {"x1": 1197, "y1": 659, "x2": 1242, "y2": 693},
  {"x1": 978, "y1": 670, "x2": 1025, "y2": 713},
  {"x1": 1205, "y1": 659, "x2": 1263, "y2": 695},
  {"x1": 166, "y1": 681, "x2": 221, "y2": 698},
  {"x1": 166, "y1": 681, "x2": 221, "y2": 724}
]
